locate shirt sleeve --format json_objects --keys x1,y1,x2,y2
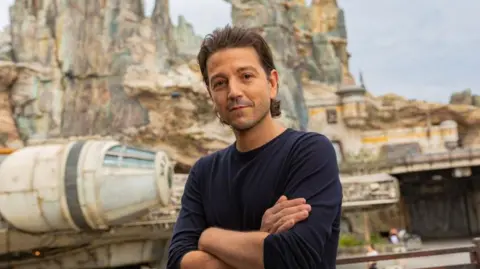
[
  {"x1": 167, "y1": 158, "x2": 207, "y2": 269},
  {"x1": 263, "y1": 133, "x2": 343, "y2": 269}
]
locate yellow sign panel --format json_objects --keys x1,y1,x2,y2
[
  {"x1": 361, "y1": 136, "x2": 388, "y2": 143},
  {"x1": 309, "y1": 108, "x2": 325, "y2": 117}
]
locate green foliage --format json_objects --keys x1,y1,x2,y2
[
  {"x1": 339, "y1": 233, "x2": 364, "y2": 247},
  {"x1": 370, "y1": 233, "x2": 387, "y2": 245},
  {"x1": 339, "y1": 233, "x2": 388, "y2": 248}
]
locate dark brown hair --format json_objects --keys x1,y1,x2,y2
[{"x1": 197, "y1": 25, "x2": 281, "y2": 117}]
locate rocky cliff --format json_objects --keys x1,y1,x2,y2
[
  {"x1": 0, "y1": 0, "x2": 478, "y2": 171},
  {"x1": 0, "y1": 0, "x2": 357, "y2": 170},
  {"x1": 0, "y1": 0, "x2": 230, "y2": 170},
  {"x1": 450, "y1": 89, "x2": 480, "y2": 107}
]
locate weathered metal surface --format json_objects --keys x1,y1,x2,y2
[
  {"x1": 402, "y1": 178, "x2": 473, "y2": 239},
  {"x1": 389, "y1": 149, "x2": 480, "y2": 175},
  {"x1": 342, "y1": 173, "x2": 399, "y2": 209},
  {"x1": 0, "y1": 239, "x2": 170, "y2": 269},
  {"x1": 0, "y1": 140, "x2": 173, "y2": 233},
  {"x1": 340, "y1": 150, "x2": 480, "y2": 176},
  {"x1": 0, "y1": 220, "x2": 173, "y2": 254},
  {"x1": 140, "y1": 173, "x2": 186, "y2": 224}
]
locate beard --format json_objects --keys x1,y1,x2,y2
[
  {"x1": 218, "y1": 104, "x2": 270, "y2": 132},
  {"x1": 230, "y1": 108, "x2": 270, "y2": 132}
]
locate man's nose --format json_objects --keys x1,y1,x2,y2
[{"x1": 227, "y1": 78, "x2": 244, "y2": 99}]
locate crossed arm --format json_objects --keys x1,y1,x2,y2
[
  {"x1": 177, "y1": 230, "x2": 267, "y2": 269},
  {"x1": 167, "y1": 134, "x2": 342, "y2": 269}
]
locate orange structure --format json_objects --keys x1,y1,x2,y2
[{"x1": 0, "y1": 148, "x2": 14, "y2": 155}]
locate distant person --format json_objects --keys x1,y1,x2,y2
[
  {"x1": 390, "y1": 228, "x2": 407, "y2": 267},
  {"x1": 366, "y1": 244, "x2": 379, "y2": 269},
  {"x1": 389, "y1": 228, "x2": 399, "y2": 244},
  {"x1": 167, "y1": 25, "x2": 342, "y2": 269}
]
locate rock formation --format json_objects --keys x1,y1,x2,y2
[
  {"x1": 224, "y1": 0, "x2": 357, "y2": 129},
  {"x1": 225, "y1": 0, "x2": 309, "y2": 129},
  {"x1": 0, "y1": 0, "x2": 326, "y2": 169},
  {"x1": 450, "y1": 88, "x2": 480, "y2": 107},
  {"x1": 0, "y1": 0, "x2": 235, "y2": 170},
  {"x1": 0, "y1": 0, "x2": 479, "y2": 173},
  {"x1": 174, "y1": 16, "x2": 203, "y2": 59},
  {"x1": 308, "y1": 0, "x2": 354, "y2": 85},
  {"x1": 306, "y1": 82, "x2": 480, "y2": 148}
]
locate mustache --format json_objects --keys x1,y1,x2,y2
[{"x1": 227, "y1": 98, "x2": 254, "y2": 110}]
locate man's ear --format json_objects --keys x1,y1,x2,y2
[{"x1": 268, "y1": 69, "x2": 279, "y2": 99}]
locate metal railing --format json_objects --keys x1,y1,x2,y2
[{"x1": 337, "y1": 238, "x2": 480, "y2": 269}]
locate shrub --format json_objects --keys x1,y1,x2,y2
[{"x1": 339, "y1": 234, "x2": 364, "y2": 247}]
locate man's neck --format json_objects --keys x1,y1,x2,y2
[{"x1": 234, "y1": 117, "x2": 286, "y2": 152}]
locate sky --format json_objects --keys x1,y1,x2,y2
[{"x1": 0, "y1": 0, "x2": 478, "y2": 104}]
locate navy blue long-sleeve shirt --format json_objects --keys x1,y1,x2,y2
[{"x1": 167, "y1": 128, "x2": 342, "y2": 269}]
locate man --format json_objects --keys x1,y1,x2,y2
[{"x1": 167, "y1": 25, "x2": 342, "y2": 269}]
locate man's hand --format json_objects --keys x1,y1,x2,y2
[{"x1": 260, "y1": 195, "x2": 311, "y2": 234}]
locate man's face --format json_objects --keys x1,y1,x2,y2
[{"x1": 206, "y1": 47, "x2": 279, "y2": 131}]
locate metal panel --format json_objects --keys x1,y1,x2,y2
[{"x1": 64, "y1": 141, "x2": 92, "y2": 230}]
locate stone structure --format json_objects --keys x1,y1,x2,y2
[
  {"x1": 225, "y1": 0, "x2": 309, "y2": 129},
  {"x1": 309, "y1": 0, "x2": 354, "y2": 85},
  {"x1": 225, "y1": 0, "x2": 357, "y2": 128},
  {"x1": 306, "y1": 83, "x2": 480, "y2": 173},
  {"x1": 1, "y1": 1, "x2": 477, "y2": 171},
  {"x1": 174, "y1": 15, "x2": 203, "y2": 58},
  {"x1": 450, "y1": 88, "x2": 480, "y2": 107},
  {"x1": 0, "y1": 0, "x2": 235, "y2": 171},
  {"x1": 1, "y1": 0, "x2": 354, "y2": 170}
]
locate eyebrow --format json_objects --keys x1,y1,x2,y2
[
  {"x1": 209, "y1": 73, "x2": 225, "y2": 86},
  {"x1": 209, "y1": 65, "x2": 260, "y2": 84},
  {"x1": 236, "y1": 66, "x2": 259, "y2": 74}
]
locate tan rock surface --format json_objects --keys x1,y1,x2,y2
[
  {"x1": 0, "y1": 0, "x2": 236, "y2": 170},
  {"x1": 1, "y1": 0, "x2": 479, "y2": 172}
]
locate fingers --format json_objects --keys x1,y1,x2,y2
[
  {"x1": 268, "y1": 203, "x2": 311, "y2": 225},
  {"x1": 280, "y1": 204, "x2": 312, "y2": 215},
  {"x1": 275, "y1": 219, "x2": 295, "y2": 234},
  {"x1": 269, "y1": 197, "x2": 307, "y2": 215},
  {"x1": 275, "y1": 195, "x2": 288, "y2": 204},
  {"x1": 270, "y1": 210, "x2": 310, "y2": 234},
  {"x1": 260, "y1": 196, "x2": 310, "y2": 234}
]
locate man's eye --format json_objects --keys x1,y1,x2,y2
[
  {"x1": 213, "y1": 81, "x2": 225, "y2": 88},
  {"x1": 243, "y1": 73, "x2": 253, "y2": 79}
]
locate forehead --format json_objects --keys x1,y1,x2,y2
[{"x1": 206, "y1": 47, "x2": 263, "y2": 76}]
